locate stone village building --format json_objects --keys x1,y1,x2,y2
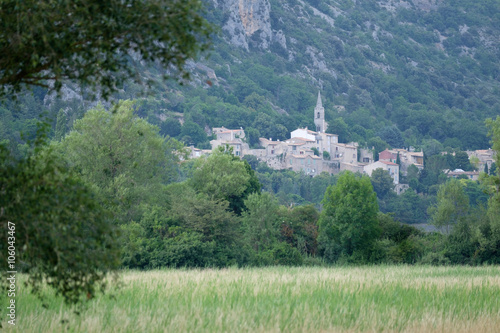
[
  {"x1": 206, "y1": 92, "x2": 423, "y2": 187},
  {"x1": 466, "y1": 149, "x2": 496, "y2": 172},
  {"x1": 378, "y1": 148, "x2": 424, "y2": 176}
]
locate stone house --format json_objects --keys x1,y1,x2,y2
[
  {"x1": 446, "y1": 169, "x2": 480, "y2": 181},
  {"x1": 210, "y1": 138, "x2": 249, "y2": 156},
  {"x1": 466, "y1": 149, "x2": 496, "y2": 172},
  {"x1": 287, "y1": 154, "x2": 325, "y2": 176},
  {"x1": 364, "y1": 161, "x2": 400, "y2": 184},
  {"x1": 209, "y1": 91, "x2": 368, "y2": 176},
  {"x1": 212, "y1": 127, "x2": 246, "y2": 141},
  {"x1": 188, "y1": 146, "x2": 211, "y2": 159},
  {"x1": 379, "y1": 148, "x2": 424, "y2": 175}
]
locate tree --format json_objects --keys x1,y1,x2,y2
[
  {"x1": 377, "y1": 126, "x2": 404, "y2": 148},
  {"x1": 54, "y1": 109, "x2": 68, "y2": 141},
  {"x1": 367, "y1": 136, "x2": 389, "y2": 161},
  {"x1": 59, "y1": 100, "x2": 185, "y2": 222},
  {"x1": 472, "y1": 117, "x2": 500, "y2": 264},
  {"x1": 0, "y1": 0, "x2": 211, "y2": 306},
  {"x1": 0, "y1": 130, "x2": 120, "y2": 304},
  {"x1": 190, "y1": 148, "x2": 260, "y2": 215},
  {"x1": 180, "y1": 121, "x2": 208, "y2": 146},
  {"x1": 327, "y1": 117, "x2": 351, "y2": 143},
  {"x1": 278, "y1": 204, "x2": 319, "y2": 256},
  {"x1": 470, "y1": 156, "x2": 480, "y2": 170},
  {"x1": 428, "y1": 179, "x2": 470, "y2": 234},
  {"x1": 242, "y1": 192, "x2": 280, "y2": 253},
  {"x1": 318, "y1": 171, "x2": 380, "y2": 263},
  {"x1": 165, "y1": 184, "x2": 245, "y2": 267},
  {"x1": 0, "y1": 0, "x2": 212, "y2": 98},
  {"x1": 371, "y1": 168, "x2": 395, "y2": 199},
  {"x1": 160, "y1": 118, "x2": 182, "y2": 138},
  {"x1": 454, "y1": 151, "x2": 472, "y2": 171}
]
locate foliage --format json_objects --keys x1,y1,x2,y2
[
  {"x1": 242, "y1": 192, "x2": 280, "y2": 254},
  {"x1": 121, "y1": 183, "x2": 248, "y2": 269},
  {"x1": 0, "y1": 0, "x2": 212, "y2": 98},
  {"x1": 190, "y1": 148, "x2": 260, "y2": 215},
  {"x1": 428, "y1": 179, "x2": 470, "y2": 234},
  {"x1": 370, "y1": 168, "x2": 395, "y2": 199},
  {"x1": 454, "y1": 151, "x2": 472, "y2": 171},
  {"x1": 318, "y1": 171, "x2": 380, "y2": 263},
  {"x1": 374, "y1": 213, "x2": 422, "y2": 264},
  {"x1": 58, "y1": 100, "x2": 184, "y2": 222},
  {"x1": 278, "y1": 204, "x2": 319, "y2": 256},
  {"x1": 385, "y1": 189, "x2": 431, "y2": 224},
  {"x1": 0, "y1": 129, "x2": 119, "y2": 304}
]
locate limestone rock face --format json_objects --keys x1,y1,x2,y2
[
  {"x1": 377, "y1": 0, "x2": 442, "y2": 12},
  {"x1": 217, "y1": 0, "x2": 273, "y2": 50}
]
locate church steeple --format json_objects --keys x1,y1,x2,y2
[
  {"x1": 316, "y1": 91, "x2": 323, "y2": 109},
  {"x1": 314, "y1": 91, "x2": 327, "y2": 133}
]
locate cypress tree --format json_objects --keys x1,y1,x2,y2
[{"x1": 54, "y1": 109, "x2": 67, "y2": 141}]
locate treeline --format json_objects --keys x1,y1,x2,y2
[
  {"x1": 3, "y1": 102, "x2": 500, "y2": 277},
  {"x1": 3, "y1": 91, "x2": 492, "y2": 228}
]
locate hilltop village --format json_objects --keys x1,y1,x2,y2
[
  {"x1": 188, "y1": 92, "x2": 408, "y2": 190},
  {"x1": 190, "y1": 92, "x2": 495, "y2": 194}
]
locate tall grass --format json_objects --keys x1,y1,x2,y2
[{"x1": 6, "y1": 265, "x2": 500, "y2": 332}]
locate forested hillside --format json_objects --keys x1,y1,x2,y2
[{"x1": 2, "y1": 0, "x2": 500, "y2": 152}]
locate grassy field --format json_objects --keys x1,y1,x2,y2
[{"x1": 4, "y1": 265, "x2": 500, "y2": 332}]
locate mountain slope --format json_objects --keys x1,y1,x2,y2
[
  {"x1": 197, "y1": 0, "x2": 500, "y2": 150},
  {"x1": 2, "y1": 0, "x2": 500, "y2": 154}
]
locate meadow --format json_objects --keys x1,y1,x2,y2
[{"x1": 6, "y1": 265, "x2": 500, "y2": 332}]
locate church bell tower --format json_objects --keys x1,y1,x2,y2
[{"x1": 314, "y1": 91, "x2": 327, "y2": 133}]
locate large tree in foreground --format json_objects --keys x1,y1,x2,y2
[
  {"x1": 318, "y1": 171, "x2": 380, "y2": 263},
  {"x1": 59, "y1": 100, "x2": 186, "y2": 223},
  {"x1": 0, "y1": 133, "x2": 120, "y2": 304},
  {"x1": 0, "y1": 0, "x2": 212, "y2": 98},
  {"x1": 0, "y1": 0, "x2": 211, "y2": 304}
]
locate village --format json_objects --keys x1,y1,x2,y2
[{"x1": 189, "y1": 92, "x2": 496, "y2": 194}]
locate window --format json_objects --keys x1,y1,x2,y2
[
  {"x1": 292, "y1": 146, "x2": 296, "y2": 151},
  {"x1": 290, "y1": 159, "x2": 293, "y2": 165},
  {"x1": 271, "y1": 149, "x2": 274, "y2": 154},
  {"x1": 235, "y1": 151, "x2": 240, "y2": 156},
  {"x1": 317, "y1": 112, "x2": 320, "y2": 118}
]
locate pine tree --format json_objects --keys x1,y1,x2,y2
[{"x1": 54, "y1": 109, "x2": 67, "y2": 141}]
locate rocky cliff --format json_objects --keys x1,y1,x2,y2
[{"x1": 213, "y1": 0, "x2": 272, "y2": 50}]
